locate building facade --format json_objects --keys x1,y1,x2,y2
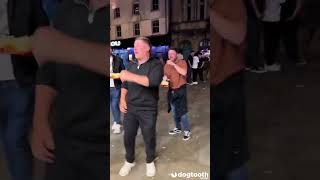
[
  {"x1": 110, "y1": 0, "x2": 170, "y2": 66},
  {"x1": 110, "y1": 0, "x2": 169, "y2": 45},
  {"x1": 170, "y1": 0, "x2": 210, "y2": 59}
]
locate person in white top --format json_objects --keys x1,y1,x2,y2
[
  {"x1": 191, "y1": 51, "x2": 200, "y2": 85},
  {"x1": 262, "y1": 0, "x2": 303, "y2": 72}
]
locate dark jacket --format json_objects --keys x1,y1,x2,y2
[
  {"x1": 111, "y1": 55, "x2": 125, "y2": 89},
  {"x1": 280, "y1": 0, "x2": 297, "y2": 21},
  {"x1": 7, "y1": 0, "x2": 49, "y2": 86}
]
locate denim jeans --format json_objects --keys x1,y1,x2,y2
[
  {"x1": 110, "y1": 87, "x2": 121, "y2": 124},
  {"x1": 0, "y1": 80, "x2": 34, "y2": 180},
  {"x1": 170, "y1": 103, "x2": 190, "y2": 131}
]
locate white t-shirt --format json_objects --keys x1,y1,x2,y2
[
  {"x1": 262, "y1": 0, "x2": 286, "y2": 22},
  {"x1": 110, "y1": 56, "x2": 115, "y2": 87},
  {"x1": 192, "y1": 56, "x2": 200, "y2": 69},
  {"x1": 0, "y1": 0, "x2": 15, "y2": 81}
]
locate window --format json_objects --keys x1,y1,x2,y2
[
  {"x1": 114, "y1": 8, "x2": 120, "y2": 18},
  {"x1": 152, "y1": 0, "x2": 159, "y2": 11},
  {"x1": 187, "y1": 0, "x2": 191, "y2": 21},
  {"x1": 116, "y1": 25, "x2": 122, "y2": 37},
  {"x1": 199, "y1": 0, "x2": 205, "y2": 20},
  {"x1": 133, "y1": 2, "x2": 140, "y2": 15},
  {"x1": 152, "y1": 20, "x2": 159, "y2": 34},
  {"x1": 134, "y1": 23, "x2": 140, "y2": 36}
]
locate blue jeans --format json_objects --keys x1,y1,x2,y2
[
  {"x1": 170, "y1": 103, "x2": 190, "y2": 131},
  {"x1": 110, "y1": 87, "x2": 121, "y2": 124},
  {"x1": 226, "y1": 164, "x2": 249, "y2": 180},
  {"x1": 0, "y1": 81, "x2": 34, "y2": 180}
]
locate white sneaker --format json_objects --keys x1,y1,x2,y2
[
  {"x1": 192, "y1": 81, "x2": 198, "y2": 85},
  {"x1": 265, "y1": 64, "x2": 281, "y2": 72},
  {"x1": 111, "y1": 122, "x2": 117, "y2": 130},
  {"x1": 119, "y1": 161, "x2": 135, "y2": 176},
  {"x1": 183, "y1": 131, "x2": 191, "y2": 141},
  {"x1": 113, "y1": 124, "x2": 121, "y2": 134},
  {"x1": 146, "y1": 162, "x2": 156, "y2": 177}
]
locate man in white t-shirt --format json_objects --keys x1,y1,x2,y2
[{"x1": 191, "y1": 52, "x2": 200, "y2": 85}]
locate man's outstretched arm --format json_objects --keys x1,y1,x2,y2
[{"x1": 32, "y1": 27, "x2": 109, "y2": 75}]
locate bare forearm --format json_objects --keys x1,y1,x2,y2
[
  {"x1": 120, "y1": 88, "x2": 128, "y2": 101},
  {"x1": 174, "y1": 65, "x2": 187, "y2": 76},
  {"x1": 130, "y1": 74, "x2": 149, "y2": 87},
  {"x1": 32, "y1": 27, "x2": 108, "y2": 75},
  {"x1": 211, "y1": 9, "x2": 247, "y2": 45},
  {"x1": 33, "y1": 85, "x2": 57, "y2": 127}
]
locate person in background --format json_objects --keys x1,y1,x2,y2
[
  {"x1": 261, "y1": 0, "x2": 304, "y2": 71},
  {"x1": 191, "y1": 51, "x2": 200, "y2": 85},
  {"x1": 244, "y1": 0, "x2": 266, "y2": 73},
  {"x1": 164, "y1": 48, "x2": 191, "y2": 141},
  {"x1": 198, "y1": 53, "x2": 205, "y2": 83},
  {"x1": 110, "y1": 48, "x2": 125, "y2": 134},
  {"x1": 186, "y1": 51, "x2": 194, "y2": 84},
  {"x1": 118, "y1": 37, "x2": 163, "y2": 177},
  {"x1": 202, "y1": 54, "x2": 210, "y2": 82},
  {"x1": 0, "y1": 1, "x2": 48, "y2": 180},
  {"x1": 211, "y1": 0, "x2": 249, "y2": 179}
]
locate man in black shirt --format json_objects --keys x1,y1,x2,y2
[
  {"x1": 118, "y1": 37, "x2": 163, "y2": 177},
  {"x1": 30, "y1": 1, "x2": 109, "y2": 180}
]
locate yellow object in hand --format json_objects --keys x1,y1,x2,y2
[{"x1": 0, "y1": 36, "x2": 32, "y2": 55}]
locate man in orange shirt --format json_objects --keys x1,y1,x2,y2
[
  {"x1": 211, "y1": 0, "x2": 249, "y2": 179},
  {"x1": 164, "y1": 48, "x2": 191, "y2": 141}
]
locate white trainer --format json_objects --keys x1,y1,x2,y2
[
  {"x1": 113, "y1": 124, "x2": 121, "y2": 134},
  {"x1": 146, "y1": 162, "x2": 156, "y2": 177},
  {"x1": 111, "y1": 122, "x2": 117, "y2": 130},
  {"x1": 119, "y1": 161, "x2": 135, "y2": 176}
]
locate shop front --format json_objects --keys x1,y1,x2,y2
[{"x1": 111, "y1": 34, "x2": 171, "y2": 68}]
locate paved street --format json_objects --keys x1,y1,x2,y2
[{"x1": 246, "y1": 60, "x2": 320, "y2": 180}]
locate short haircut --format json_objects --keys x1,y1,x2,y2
[
  {"x1": 135, "y1": 37, "x2": 152, "y2": 54},
  {"x1": 168, "y1": 47, "x2": 178, "y2": 53}
]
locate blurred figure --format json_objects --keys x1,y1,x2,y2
[
  {"x1": 0, "y1": 1, "x2": 48, "y2": 180},
  {"x1": 262, "y1": 0, "x2": 304, "y2": 71},
  {"x1": 31, "y1": 1, "x2": 109, "y2": 180},
  {"x1": 110, "y1": 48, "x2": 125, "y2": 134},
  {"x1": 202, "y1": 54, "x2": 210, "y2": 82},
  {"x1": 211, "y1": 0, "x2": 249, "y2": 179},
  {"x1": 191, "y1": 51, "x2": 201, "y2": 85},
  {"x1": 186, "y1": 51, "x2": 194, "y2": 84},
  {"x1": 244, "y1": 0, "x2": 266, "y2": 73}
]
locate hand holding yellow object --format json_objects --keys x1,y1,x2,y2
[
  {"x1": 161, "y1": 80, "x2": 169, "y2": 87},
  {"x1": 0, "y1": 36, "x2": 32, "y2": 56},
  {"x1": 110, "y1": 73, "x2": 121, "y2": 79}
]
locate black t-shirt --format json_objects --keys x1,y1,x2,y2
[
  {"x1": 36, "y1": 1, "x2": 109, "y2": 143},
  {"x1": 122, "y1": 58, "x2": 163, "y2": 111}
]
